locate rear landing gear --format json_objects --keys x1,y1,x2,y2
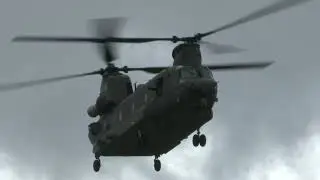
[
  {"x1": 93, "y1": 154, "x2": 101, "y2": 172},
  {"x1": 192, "y1": 130, "x2": 206, "y2": 147},
  {"x1": 154, "y1": 155, "x2": 161, "y2": 172}
]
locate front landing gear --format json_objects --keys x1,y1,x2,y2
[
  {"x1": 93, "y1": 154, "x2": 101, "y2": 172},
  {"x1": 192, "y1": 130, "x2": 206, "y2": 147},
  {"x1": 154, "y1": 155, "x2": 161, "y2": 172}
]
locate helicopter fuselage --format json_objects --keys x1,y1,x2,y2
[
  {"x1": 88, "y1": 65, "x2": 217, "y2": 157},
  {"x1": 10, "y1": 0, "x2": 303, "y2": 170}
]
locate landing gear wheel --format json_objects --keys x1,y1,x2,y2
[
  {"x1": 192, "y1": 134, "x2": 200, "y2": 147},
  {"x1": 93, "y1": 159, "x2": 101, "y2": 172},
  {"x1": 154, "y1": 159, "x2": 161, "y2": 172},
  {"x1": 199, "y1": 134, "x2": 206, "y2": 147}
]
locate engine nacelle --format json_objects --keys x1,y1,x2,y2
[
  {"x1": 87, "y1": 105, "x2": 99, "y2": 118},
  {"x1": 95, "y1": 94, "x2": 116, "y2": 114}
]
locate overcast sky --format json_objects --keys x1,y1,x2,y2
[{"x1": 0, "y1": 0, "x2": 319, "y2": 180}]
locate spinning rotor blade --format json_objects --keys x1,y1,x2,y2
[
  {"x1": 127, "y1": 67, "x2": 166, "y2": 74},
  {"x1": 12, "y1": 36, "x2": 173, "y2": 43},
  {"x1": 198, "y1": 0, "x2": 311, "y2": 38},
  {"x1": 206, "y1": 61, "x2": 274, "y2": 71},
  {"x1": 12, "y1": 36, "x2": 106, "y2": 43},
  {"x1": 88, "y1": 17, "x2": 127, "y2": 64},
  {"x1": 200, "y1": 41, "x2": 246, "y2": 54},
  {"x1": 12, "y1": 0, "x2": 311, "y2": 45},
  {"x1": 0, "y1": 69, "x2": 103, "y2": 92},
  {"x1": 126, "y1": 61, "x2": 274, "y2": 74}
]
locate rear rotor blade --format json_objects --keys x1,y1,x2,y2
[
  {"x1": 0, "y1": 69, "x2": 103, "y2": 92},
  {"x1": 198, "y1": 0, "x2": 311, "y2": 38},
  {"x1": 200, "y1": 41, "x2": 246, "y2": 54},
  {"x1": 125, "y1": 61, "x2": 273, "y2": 74},
  {"x1": 11, "y1": 0, "x2": 311, "y2": 45},
  {"x1": 206, "y1": 61, "x2": 274, "y2": 71},
  {"x1": 12, "y1": 36, "x2": 106, "y2": 43},
  {"x1": 12, "y1": 36, "x2": 173, "y2": 43}
]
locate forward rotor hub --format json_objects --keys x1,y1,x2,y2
[{"x1": 102, "y1": 64, "x2": 129, "y2": 75}]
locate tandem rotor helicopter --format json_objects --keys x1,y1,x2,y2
[{"x1": 0, "y1": 0, "x2": 311, "y2": 172}]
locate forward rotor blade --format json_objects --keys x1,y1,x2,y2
[
  {"x1": 199, "y1": 0, "x2": 311, "y2": 38},
  {"x1": 0, "y1": 69, "x2": 102, "y2": 92},
  {"x1": 206, "y1": 61, "x2": 274, "y2": 71},
  {"x1": 88, "y1": 17, "x2": 127, "y2": 64},
  {"x1": 200, "y1": 41, "x2": 246, "y2": 54}
]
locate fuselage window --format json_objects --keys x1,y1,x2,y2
[
  {"x1": 144, "y1": 94, "x2": 148, "y2": 103},
  {"x1": 157, "y1": 77, "x2": 163, "y2": 87},
  {"x1": 155, "y1": 77, "x2": 164, "y2": 96},
  {"x1": 126, "y1": 82, "x2": 133, "y2": 95}
]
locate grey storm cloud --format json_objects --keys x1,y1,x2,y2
[{"x1": 0, "y1": 0, "x2": 319, "y2": 180}]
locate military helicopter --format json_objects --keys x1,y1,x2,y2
[{"x1": 1, "y1": 0, "x2": 311, "y2": 172}]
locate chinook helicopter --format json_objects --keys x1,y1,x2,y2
[{"x1": 1, "y1": 0, "x2": 311, "y2": 172}]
